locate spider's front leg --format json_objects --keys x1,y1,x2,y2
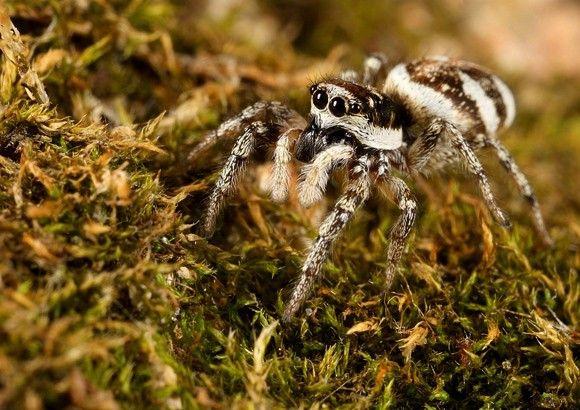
[
  {"x1": 190, "y1": 101, "x2": 284, "y2": 160},
  {"x1": 200, "y1": 121, "x2": 267, "y2": 236},
  {"x1": 283, "y1": 156, "x2": 371, "y2": 321},
  {"x1": 193, "y1": 101, "x2": 305, "y2": 236}
]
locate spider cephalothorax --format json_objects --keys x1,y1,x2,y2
[
  {"x1": 295, "y1": 79, "x2": 407, "y2": 163},
  {"x1": 190, "y1": 54, "x2": 552, "y2": 321}
]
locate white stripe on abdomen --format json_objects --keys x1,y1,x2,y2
[
  {"x1": 458, "y1": 71, "x2": 500, "y2": 134},
  {"x1": 384, "y1": 64, "x2": 472, "y2": 132}
]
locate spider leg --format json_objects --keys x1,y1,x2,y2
[
  {"x1": 283, "y1": 157, "x2": 371, "y2": 321},
  {"x1": 363, "y1": 53, "x2": 388, "y2": 86},
  {"x1": 189, "y1": 101, "x2": 302, "y2": 162},
  {"x1": 408, "y1": 119, "x2": 511, "y2": 228},
  {"x1": 340, "y1": 53, "x2": 389, "y2": 85},
  {"x1": 340, "y1": 69, "x2": 360, "y2": 82},
  {"x1": 407, "y1": 118, "x2": 447, "y2": 172},
  {"x1": 378, "y1": 170, "x2": 418, "y2": 288},
  {"x1": 297, "y1": 144, "x2": 355, "y2": 207},
  {"x1": 446, "y1": 125, "x2": 512, "y2": 228},
  {"x1": 199, "y1": 121, "x2": 269, "y2": 237},
  {"x1": 486, "y1": 138, "x2": 553, "y2": 246},
  {"x1": 194, "y1": 101, "x2": 305, "y2": 236}
]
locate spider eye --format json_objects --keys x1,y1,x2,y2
[
  {"x1": 312, "y1": 89, "x2": 328, "y2": 109},
  {"x1": 349, "y1": 102, "x2": 362, "y2": 114},
  {"x1": 329, "y1": 97, "x2": 347, "y2": 117}
]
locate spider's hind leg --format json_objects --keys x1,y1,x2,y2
[
  {"x1": 486, "y1": 138, "x2": 553, "y2": 246},
  {"x1": 407, "y1": 119, "x2": 511, "y2": 229},
  {"x1": 340, "y1": 69, "x2": 360, "y2": 83},
  {"x1": 362, "y1": 53, "x2": 389, "y2": 86},
  {"x1": 340, "y1": 53, "x2": 389, "y2": 86}
]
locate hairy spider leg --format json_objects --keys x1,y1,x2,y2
[
  {"x1": 364, "y1": 149, "x2": 423, "y2": 289},
  {"x1": 363, "y1": 53, "x2": 389, "y2": 86},
  {"x1": 407, "y1": 118, "x2": 447, "y2": 172},
  {"x1": 200, "y1": 122, "x2": 268, "y2": 236},
  {"x1": 340, "y1": 53, "x2": 389, "y2": 86},
  {"x1": 192, "y1": 101, "x2": 305, "y2": 235},
  {"x1": 376, "y1": 156, "x2": 418, "y2": 288},
  {"x1": 189, "y1": 101, "x2": 302, "y2": 162},
  {"x1": 446, "y1": 124, "x2": 512, "y2": 228},
  {"x1": 283, "y1": 157, "x2": 371, "y2": 321},
  {"x1": 189, "y1": 102, "x2": 266, "y2": 161},
  {"x1": 340, "y1": 69, "x2": 360, "y2": 83},
  {"x1": 486, "y1": 138, "x2": 553, "y2": 246},
  {"x1": 408, "y1": 119, "x2": 511, "y2": 228}
]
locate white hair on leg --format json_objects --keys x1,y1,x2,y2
[
  {"x1": 363, "y1": 53, "x2": 388, "y2": 85},
  {"x1": 267, "y1": 128, "x2": 301, "y2": 202},
  {"x1": 298, "y1": 144, "x2": 354, "y2": 207},
  {"x1": 340, "y1": 69, "x2": 359, "y2": 82}
]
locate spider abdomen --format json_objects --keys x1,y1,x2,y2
[{"x1": 384, "y1": 57, "x2": 516, "y2": 139}]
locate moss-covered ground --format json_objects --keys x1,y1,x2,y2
[{"x1": 0, "y1": 1, "x2": 578, "y2": 408}]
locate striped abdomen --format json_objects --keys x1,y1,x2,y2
[{"x1": 384, "y1": 57, "x2": 516, "y2": 138}]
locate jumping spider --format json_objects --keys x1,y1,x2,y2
[{"x1": 190, "y1": 55, "x2": 552, "y2": 321}]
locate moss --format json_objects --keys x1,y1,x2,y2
[{"x1": 0, "y1": 1, "x2": 578, "y2": 408}]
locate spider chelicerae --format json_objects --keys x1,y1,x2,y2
[{"x1": 190, "y1": 54, "x2": 552, "y2": 321}]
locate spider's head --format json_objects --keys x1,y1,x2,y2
[{"x1": 295, "y1": 79, "x2": 404, "y2": 163}]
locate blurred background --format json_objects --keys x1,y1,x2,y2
[{"x1": 203, "y1": 0, "x2": 580, "y2": 81}]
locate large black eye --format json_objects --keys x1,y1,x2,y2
[
  {"x1": 312, "y1": 89, "x2": 328, "y2": 109},
  {"x1": 329, "y1": 97, "x2": 347, "y2": 117}
]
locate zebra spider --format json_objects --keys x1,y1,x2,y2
[{"x1": 190, "y1": 54, "x2": 552, "y2": 321}]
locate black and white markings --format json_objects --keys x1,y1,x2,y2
[
  {"x1": 309, "y1": 81, "x2": 404, "y2": 151},
  {"x1": 200, "y1": 122, "x2": 266, "y2": 236},
  {"x1": 385, "y1": 57, "x2": 516, "y2": 139},
  {"x1": 192, "y1": 54, "x2": 552, "y2": 320}
]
